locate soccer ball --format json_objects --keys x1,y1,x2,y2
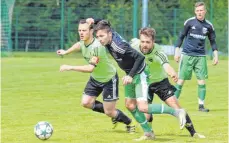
[{"x1": 34, "y1": 121, "x2": 53, "y2": 140}]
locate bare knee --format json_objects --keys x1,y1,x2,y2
[
  {"x1": 137, "y1": 101, "x2": 149, "y2": 113},
  {"x1": 138, "y1": 105, "x2": 148, "y2": 113},
  {"x1": 81, "y1": 100, "x2": 93, "y2": 109},
  {"x1": 125, "y1": 102, "x2": 136, "y2": 111}
]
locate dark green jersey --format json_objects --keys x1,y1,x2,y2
[
  {"x1": 131, "y1": 39, "x2": 168, "y2": 83},
  {"x1": 80, "y1": 38, "x2": 116, "y2": 82}
]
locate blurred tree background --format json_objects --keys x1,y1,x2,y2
[{"x1": 9, "y1": 0, "x2": 228, "y2": 54}]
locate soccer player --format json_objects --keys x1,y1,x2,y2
[
  {"x1": 88, "y1": 18, "x2": 187, "y2": 141},
  {"x1": 130, "y1": 27, "x2": 205, "y2": 138},
  {"x1": 56, "y1": 19, "x2": 135, "y2": 132},
  {"x1": 174, "y1": 2, "x2": 219, "y2": 112}
]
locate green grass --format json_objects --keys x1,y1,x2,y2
[{"x1": 1, "y1": 56, "x2": 228, "y2": 143}]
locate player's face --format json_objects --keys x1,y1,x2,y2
[
  {"x1": 140, "y1": 34, "x2": 154, "y2": 54},
  {"x1": 78, "y1": 23, "x2": 92, "y2": 41},
  {"x1": 195, "y1": 5, "x2": 206, "y2": 21},
  {"x1": 96, "y1": 29, "x2": 112, "y2": 46}
]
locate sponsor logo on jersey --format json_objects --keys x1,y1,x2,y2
[
  {"x1": 202, "y1": 27, "x2": 208, "y2": 34},
  {"x1": 190, "y1": 33, "x2": 206, "y2": 40}
]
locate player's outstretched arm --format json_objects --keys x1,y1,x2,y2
[
  {"x1": 163, "y1": 63, "x2": 178, "y2": 83},
  {"x1": 56, "y1": 42, "x2": 81, "y2": 56},
  {"x1": 59, "y1": 64, "x2": 95, "y2": 73}
]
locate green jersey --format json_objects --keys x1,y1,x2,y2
[
  {"x1": 80, "y1": 38, "x2": 116, "y2": 82},
  {"x1": 131, "y1": 39, "x2": 168, "y2": 83}
]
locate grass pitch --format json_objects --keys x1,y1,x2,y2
[{"x1": 1, "y1": 53, "x2": 228, "y2": 143}]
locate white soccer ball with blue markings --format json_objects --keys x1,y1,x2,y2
[{"x1": 34, "y1": 121, "x2": 53, "y2": 140}]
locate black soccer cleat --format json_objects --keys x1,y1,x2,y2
[{"x1": 198, "y1": 104, "x2": 210, "y2": 112}]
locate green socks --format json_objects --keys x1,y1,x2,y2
[
  {"x1": 198, "y1": 84, "x2": 206, "y2": 104},
  {"x1": 148, "y1": 103, "x2": 175, "y2": 115},
  {"x1": 175, "y1": 84, "x2": 183, "y2": 99},
  {"x1": 129, "y1": 107, "x2": 152, "y2": 132}
]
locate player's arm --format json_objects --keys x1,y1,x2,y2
[
  {"x1": 57, "y1": 42, "x2": 81, "y2": 56},
  {"x1": 60, "y1": 56, "x2": 99, "y2": 73},
  {"x1": 163, "y1": 63, "x2": 178, "y2": 83},
  {"x1": 174, "y1": 20, "x2": 190, "y2": 62},
  {"x1": 127, "y1": 44, "x2": 145, "y2": 78},
  {"x1": 208, "y1": 25, "x2": 219, "y2": 65},
  {"x1": 156, "y1": 50, "x2": 178, "y2": 83}
]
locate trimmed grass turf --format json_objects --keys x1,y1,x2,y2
[{"x1": 1, "y1": 55, "x2": 228, "y2": 143}]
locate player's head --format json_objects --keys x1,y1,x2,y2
[
  {"x1": 139, "y1": 27, "x2": 156, "y2": 54},
  {"x1": 78, "y1": 19, "x2": 93, "y2": 41},
  {"x1": 194, "y1": 2, "x2": 206, "y2": 21},
  {"x1": 94, "y1": 20, "x2": 112, "y2": 46}
]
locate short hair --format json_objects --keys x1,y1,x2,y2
[
  {"x1": 195, "y1": 2, "x2": 206, "y2": 8},
  {"x1": 94, "y1": 20, "x2": 112, "y2": 33},
  {"x1": 139, "y1": 27, "x2": 156, "y2": 41},
  {"x1": 79, "y1": 19, "x2": 93, "y2": 30}
]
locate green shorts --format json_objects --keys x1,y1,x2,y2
[
  {"x1": 178, "y1": 54, "x2": 208, "y2": 80},
  {"x1": 124, "y1": 71, "x2": 149, "y2": 101}
]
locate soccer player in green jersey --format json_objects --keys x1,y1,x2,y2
[
  {"x1": 88, "y1": 18, "x2": 187, "y2": 141},
  {"x1": 130, "y1": 27, "x2": 205, "y2": 138},
  {"x1": 174, "y1": 2, "x2": 219, "y2": 112},
  {"x1": 56, "y1": 19, "x2": 135, "y2": 132}
]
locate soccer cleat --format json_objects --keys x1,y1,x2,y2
[
  {"x1": 126, "y1": 122, "x2": 136, "y2": 133},
  {"x1": 193, "y1": 133, "x2": 206, "y2": 138},
  {"x1": 111, "y1": 118, "x2": 119, "y2": 129},
  {"x1": 134, "y1": 132, "x2": 155, "y2": 141},
  {"x1": 175, "y1": 109, "x2": 187, "y2": 129},
  {"x1": 199, "y1": 105, "x2": 210, "y2": 112}
]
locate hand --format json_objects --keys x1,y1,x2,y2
[
  {"x1": 86, "y1": 18, "x2": 94, "y2": 25},
  {"x1": 174, "y1": 55, "x2": 180, "y2": 63},
  {"x1": 57, "y1": 49, "x2": 66, "y2": 55},
  {"x1": 212, "y1": 56, "x2": 219, "y2": 65},
  {"x1": 122, "y1": 75, "x2": 133, "y2": 85},
  {"x1": 60, "y1": 65, "x2": 72, "y2": 72},
  {"x1": 171, "y1": 73, "x2": 178, "y2": 83}
]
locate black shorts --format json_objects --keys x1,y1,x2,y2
[
  {"x1": 83, "y1": 74, "x2": 119, "y2": 102},
  {"x1": 148, "y1": 78, "x2": 176, "y2": 103}
]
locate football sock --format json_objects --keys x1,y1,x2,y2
[
  {"x1": 185, "y1": 113, "x2": 196, "y2": 136},
  {"x1": 113, "y1": 109, "x2": 132, "y2": 125},
  {"x1": 129, "y1": 107, "x2": 152, "y2": 132},
  {"x1": 198, "y1": 84, "x2": 206, "y2": 104},
  {"x1": 175, "y1": 84, "x2": 183, "y2": 99},
  {"x1": 148, "y1": 103, "x2": 175, "y2": 115},
  {"x1": 92, "y1": 100, "x2": 104, "y2": 113}
]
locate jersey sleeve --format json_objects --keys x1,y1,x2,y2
[
  {"x1": 175, "y1": 19, "x2": 191, "y2": 48},
  {"x1": 208, "y1": 25, "x2": 218, "y2": 51},
  {"x1": 155, "y1": 50, "x2": 169, "y2": 65},
  {"x1": 126, "y1": 44, "x2": 145, "y2": 77}
]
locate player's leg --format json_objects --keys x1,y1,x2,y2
[
  {"x1": 81, "y1": 77, "x2": 104, "y2": 113},
  {"x1": 102, "y1": 74, "x2": 133, "y2": 131},
  {"x1": 136, "y1": 74, "x2": 187, "y2": 129},
  {"x1": 153, "y1": 79, "x2": 205, "y2": 138},
  {"x1": 194, "y1": 56, "x2": 209, "y2": 112},
  {"x1": 125, "y1": 83, "x2": 154, "y2": 140},
  {"x1": 175, "y1": 54, "x2": 193, "y2": 98}
]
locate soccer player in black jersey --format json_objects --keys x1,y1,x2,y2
[
  {"x1": 174, "y1": 2, "x2": 219, "y2": 112},
  {"x1": 87, "y1": 18, "x2": 187, "y2": 141}
]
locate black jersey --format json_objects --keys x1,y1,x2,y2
[
  {"x1": 175, "y1": 17, "x2": 217, "y2": 56},
  {"x1": 106, "y1": 31, "x2": 146, "y2": 77}
]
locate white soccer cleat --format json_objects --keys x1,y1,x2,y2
[
  {"x1": 193, "y1": 133, "x2": 206, "y2": 138},
  {"x1": 176, "y1": 109, "x2": 187, "y2": 129},
  {"x1": 134, "y1": 132, "x2": 155, "y2": 141}
]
